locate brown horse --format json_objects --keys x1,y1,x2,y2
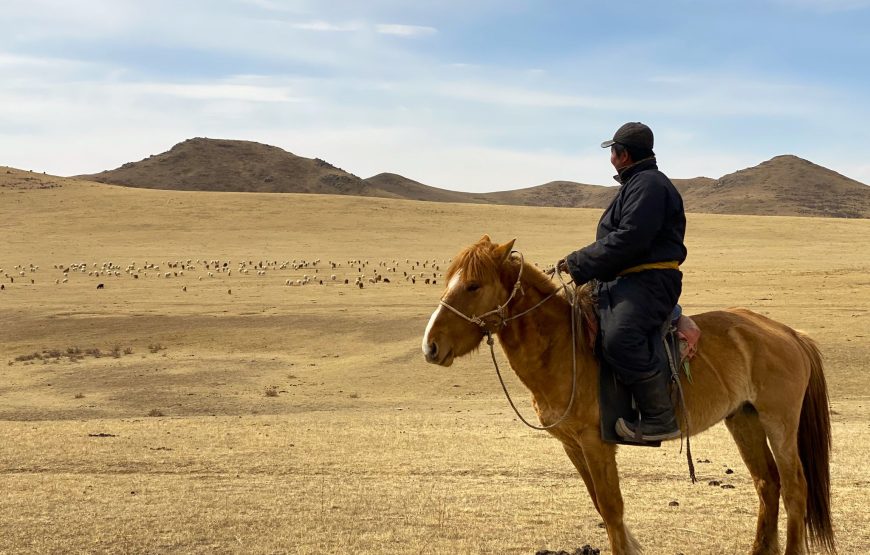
[{"x1": 422, "y1": 235, "x2": 834, "y2": 555}]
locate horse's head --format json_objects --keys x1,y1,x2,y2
[{"x1": 422, "y1": 234, "x2": 516, "y2": 366}]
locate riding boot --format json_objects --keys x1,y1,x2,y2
[{"x1": 615, "y1": 369, "x2": 681, "y2": 442}]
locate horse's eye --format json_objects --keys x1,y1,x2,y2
[{"x1": 466, "y1": 283, "x2": 480, "y2": 292}]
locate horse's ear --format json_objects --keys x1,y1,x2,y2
[
  {"x1": 492, "y1": 238, "x2": 516, "y2": 265},
  {"x1": 478, "y1": 233, "x2": 492, "y2": 245}
]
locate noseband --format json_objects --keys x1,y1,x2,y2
[{"x1": 436, "y1": 250, "x2": 579, "y2": 431}]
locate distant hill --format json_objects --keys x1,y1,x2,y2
[
  {"x1": 677, "y1": 155, "x2": 870, "y2": 218},
  {"x1": 363, "y1": 173, "x2": 473, "y2": 203},
  {"x1": 78, "y1": 138, "x2": 870, "y2": 218},
  {"x1": 477, "y1": 180, "x2": 617, "y2": 208},
  {"x1": 80, "y1": 138, "x2": 398, "y2": 198}
]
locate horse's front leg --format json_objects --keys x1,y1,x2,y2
[{"x1": 573, "y1": 429, "x2": 643, "y2": 555}]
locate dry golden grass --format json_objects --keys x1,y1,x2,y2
[{"x1": 1, "y1": 169, "x2": 869, "y2": 554}]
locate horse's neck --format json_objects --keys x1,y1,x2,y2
[{"x1": 495, "y1": 273, "x2": 593, "y2": 405}]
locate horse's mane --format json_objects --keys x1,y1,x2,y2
[{"x1": 445, "y1": 241, "x2": 594, "y2": 306}]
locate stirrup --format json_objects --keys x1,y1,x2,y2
[{"x1": 615, "y1": 417, "x2": 681, "y2": 443}]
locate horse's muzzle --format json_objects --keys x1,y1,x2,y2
[{"x1": 423, "y1": 341, "x2": 453, "y2": 366}]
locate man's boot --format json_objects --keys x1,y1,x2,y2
[{"x1": 615, "y1": 369, "x2": 681, "y2": 442}]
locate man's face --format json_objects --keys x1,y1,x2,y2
[{"x1": 610, "y1": 145, "x2": 631, "y2": 171}]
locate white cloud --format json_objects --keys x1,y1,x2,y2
[
  {"x1": 436, "y1": 81, "x2": 623, "y2": 109},
  {"x1": 130, "y1": 82, "x2": 308, "y2": 103},
  {"x1": 376, "y1": 23, "x2": 437, "y2": 37},
  {"x1": 290, "y1": 20, "x2": 362, "y2": 32}
]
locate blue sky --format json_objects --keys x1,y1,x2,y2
[{"x1": 2, "y1": 0, "x2": 869, "y2": 191}]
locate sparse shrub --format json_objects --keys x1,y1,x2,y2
[
  {"x1": 349, "y1": 393, "x2": 359, "y2": 399},
  {"x1": 147, "y1": 409, "x2": 164, "y2": 417},
  {"x1": 264, "y1": 386, "x2": 279, "y2": 397},
  {"x1": 148, "y1": 343, "x2": 165, "y2": 354},
  {"x1": 66, "y1": 346, "x2": 82, "y2": 356},
  {"x1": 110, "y1": 346, "x2": 122, "y2": 358},
  {"x1": 85, "y1": 347, "x2": 102, "y2": 358},
  {"x1": 15, "y1": 352, "x2": 41, "y2": 362},
  {"x1": 45, "y1": 349, "x2": 62, "y2": 358},
  {"x1": 74, "y1": 393, "x2": 84, "y2": 399},
  {"x1": 123, "y1": 347, "x2": 134, "y2": 355}
]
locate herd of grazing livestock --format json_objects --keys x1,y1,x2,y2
[{"x1": 0, "y1": 258, "x2": 451, "y2": 292}]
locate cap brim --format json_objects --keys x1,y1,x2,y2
[{"x1": 600, "y1": 140, "x2": 616, "y2": 148}]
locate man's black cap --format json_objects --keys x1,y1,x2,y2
[{"x1": 600, "y1": 122, "x2": 654, "y2": 150}]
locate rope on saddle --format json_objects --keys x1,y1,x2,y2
[{"x1": 664, "y1": 325, "x2": 697, "y2": 483}]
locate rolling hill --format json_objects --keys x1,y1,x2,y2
[
  {"x1": 677, "y1": 155, "x2": 870, "y2": 218},
  {"x1": 80, "y1": 138, "x2": 397, "y2": 198},
  {"x1": 76, "y1": 138, "x2": 870, "y2": 218}
]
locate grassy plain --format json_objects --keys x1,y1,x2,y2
[{"x1": 1, "y1": 169, "x2": 869, "y2": 554}]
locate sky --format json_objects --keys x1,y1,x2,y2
[{"x1": 2, "y1": 0, "x2": 869, "y2": 192}]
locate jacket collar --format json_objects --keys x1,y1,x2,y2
[{"x1": 612, "y1": 157, "x2": 657, "y2": 185}]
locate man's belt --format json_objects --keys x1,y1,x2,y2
[{"x1": 618, "y1": 260, "x2": 680, "y2": 276}]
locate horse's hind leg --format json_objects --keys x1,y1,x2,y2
[
  {"x1": 757, "y1": 406, "x2": 808, "y2": 555},
  {"x1": 725, "y1": 405, "x2": 781, "y2": 555}
]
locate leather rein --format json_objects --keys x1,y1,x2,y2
[{"x1": 437, "y1": 251, "x2": 580, "y2": 431}]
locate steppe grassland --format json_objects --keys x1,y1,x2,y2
[{"x1": 1, "y1": 173, "x2": 868, "y2": 554}]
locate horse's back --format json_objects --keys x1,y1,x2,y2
[
  {"x1": 691, "y1": 306, "x2": 810, "y2": 347},
  {"x1": 680, "y1": 307, "x2": 813, "y2": 431}
]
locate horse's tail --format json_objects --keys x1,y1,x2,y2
[{"x1": 794, "y1": 332, "x2": 836, "y2": 554}]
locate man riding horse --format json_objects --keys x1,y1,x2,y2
[{"x1": 559, "y1": 122, "x2": 687, "y2": 443}]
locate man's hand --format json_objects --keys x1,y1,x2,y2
[{"x1": 545, "y1": 259, "x2": 570, "y2": 276}]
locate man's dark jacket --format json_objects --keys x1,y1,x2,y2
[{"x1": 565, "y1": 158, "x2": 687, "y2": 284}]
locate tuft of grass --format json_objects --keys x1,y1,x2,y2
[
  {"x1": 146, "y1": 409, "x2": 164, "y2": 417},
  {"x1": 123, "y1": 346, "x2": 134, "y2": 355},
  {"x1": 14, "y1": 352, "x2": 42, "y2": 362},
  {"x1": 74, "y1": 393, "x2": 85, "y2": 399},
  {"x1": 148, "y1": 343, "x2": 165, "y2": 354},
  {"x1": 264, "y1": 386, "x2": 279, "y2": 397},
  {"x1": 85, "y1": 347, "x2": 102, "y2": 358}
]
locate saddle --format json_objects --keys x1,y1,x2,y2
[{"x1": 581, "y1": 300, "x2": 701, "y2": 447}]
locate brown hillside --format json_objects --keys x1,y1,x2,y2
[
  {"x1": 76, "y1": 138, "x2": 870, "y2": 218},
  {"x1": 363, "y1": 173, "x2": 473, "y2": 203},
  {"x1": 79, "y1": 138, "x2": 398, "y2": 197},
  {"x1": 671, "y1": 176, "x2": 717, "y2": 195},
  {"x1": 678, "y1": 155, "x2": 870, "y2": 218},
  {"x1": 477, "y1": 180, "x2": 617, "y2": 208}
]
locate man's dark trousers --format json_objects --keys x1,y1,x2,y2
[{"x1": 596, "y1": 269, "x2": 682, "y2": 385}]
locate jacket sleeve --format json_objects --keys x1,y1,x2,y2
[{"x1": 565, "y1": 179, "x2": 667, "y2": 283}]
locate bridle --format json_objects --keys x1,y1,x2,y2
[
  {"x1": 437, "y1": 250, "x2": 580, "y2": 431},
  {"x1": 438, "y1": 251, "x2": 559, "y2": 331}
]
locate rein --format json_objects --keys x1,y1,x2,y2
[{"x1": 439, "y1": 251, "x2": 579, "y2": 431}]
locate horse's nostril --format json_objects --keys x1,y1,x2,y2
[{"x1": 429, "y1": 342, "x2": 438, "y2": 358}]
